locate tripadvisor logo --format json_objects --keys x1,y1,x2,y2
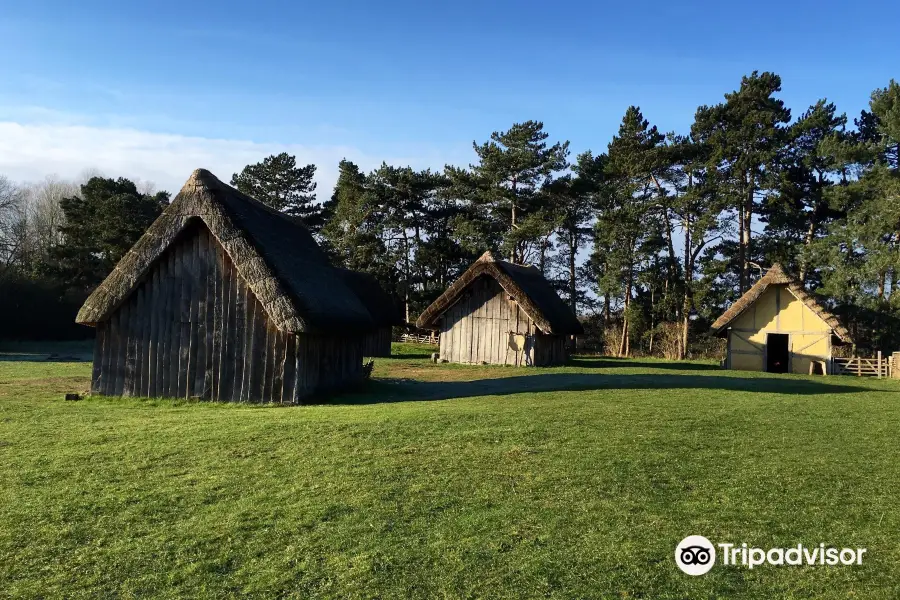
[
  {"x1": 675, "y1": 535, "x2": 867, "y2": 576},
  {"x1": 675, "y1": 535, "x2": 716, "y2": 576}
]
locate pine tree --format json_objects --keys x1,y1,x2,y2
[
  {"x1": 458, "y1": 121, "x2": 569, "y2": 263},
  {"x1": 694, "y1": 72, "x2": 791, "y2": 294},
  {"x1": 595, "y1": 106, "x2": 665, "y2": 356},
  {"x1": 763, "y1": 100, "x2": 849, "y2": 282},
  {"x1": 50, "y1": 177, "x2": 168, "y2": 291},
  {"x1": 320, "y1": 160, "x2": 392, "y2": 283},
  {"x1": 231, "y1": 153, "x2": 322, "y2": 230}
]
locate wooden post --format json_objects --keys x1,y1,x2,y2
[
  {"x1": 857, "y1": 356, "x2": 861, "y2": 377},
  {"x1": 877, "y1": 350, "x2": 882, "y2": 379}
]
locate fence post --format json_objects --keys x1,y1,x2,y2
[
  {"x1": 857, "y1": 356, "x2": 861, "y2": 377},
  {"x1": 877, "y1": 350, "x2": 882, "y2": 379}
]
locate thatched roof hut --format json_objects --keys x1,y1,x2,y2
[
  {"x1": 78, "y1": 168, "x2": 372, "y2": 333},
  {"x1": 710, "y1": 263, "x2": 851, "y2": 374},
  {"x1": 78, "y1": 168, "x2": 377, "y2": 402},
  {"x1": 416, "y1": 251, "x2": 582, "y2": 366},
  {"x1": 335, "y1": 267, "x2": 405, "y2": 356}
]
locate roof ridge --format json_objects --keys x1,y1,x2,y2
[
  {"x1": 710, "y1": 263, "x2": 852, "y2": 343},
  {"x1": 77, "y1": 169, "x2": 374, "y2": 333}
]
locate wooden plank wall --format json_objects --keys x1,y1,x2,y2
[
  {"x1": 92, "y1": 223, "x2": 364, "y2": 402},
  {"x1": 437, "y1": 276, "x2": 568, "y2": 366},
  {"x1": 533, "y1": 334, "x2": 568, "y2": 366},
  {"x1": 362, "y1": 327, "x2": 393, "y2": 357}
]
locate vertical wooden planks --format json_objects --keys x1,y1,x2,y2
[
  {"x1": 217, "y1": 245, "x2": 234, "y2": 401},
  {"x1": 202, "y1": 230, "x2": 215, "y2": 398},
  {"x1": 148, "y1": 263, "x2": 160, "y2": 397},
  {"x1": 272, "y1": 330, "x2": 286, "y2": 404},
  {"x1": 111, "y1": 306, "x2": 124, "y2": 395},
  {"x1": 176, "y1": 233, "x2": 191, "y2": 399},
  {"x1": 190, "y1": 232, "x2": 205, "y2": 398},
  {"x1": 262, "y1": 323, "x2": 275, "y2": 402},
  {"x1": 106, "y1": 312, "x2": 116, "y2": 395},
  {"x1": 90, "y1": 219, "x2": 381, "y2": 403},
  {"x1": 248, "y1": 300, "x2": 267, "y2": 402},
  {"x1": 165, "y1": 249, "x2": 179, "y2": 398},
  {"x1": 239, "y1": 279, "x2": 253, "y2": 401},
  {"x1": 210, "y1": 242, "x2": 224, "y2": 400},
  {"x1": 135, "y1": 285, "x2": 147, "y2": 395},
  {"x1": 293, "y1": 333, "x2": 309, "y2": 403},
  {"x1": 100, "y1": 321, "x2": 113, "y2": 395},
  {"x1": 156, "y1": 253, "x2": 168, "y2": 398},
  {"x1": 123, "y1": 299, "x2": 136, "y2": 395},
  {"x1": 157, "y1": 251, "x2": 170, "y2": 397},
  {"x1": 283, "y1": 333, "x2": 296, "y2": 404},
  {"x1": 92, "y1": 323, "x2": 104, "y2": 393}
]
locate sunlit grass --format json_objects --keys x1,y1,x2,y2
[{"x1": 1, "y1": 343, "x2": 898, "y2": 598}]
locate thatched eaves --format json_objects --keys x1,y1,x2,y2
[
  {"x1": 76, "y1": 169, "x2": 374, "y2": 333},
  {"x1": 710, "y1": 263, "x2": 852, "y2": 343},
  {"x1": 335, "y1": 267, "x2": 406, "y2": 327},
  {"x1": 416, "y1": 251, "x2": 584, "y2": 335}
]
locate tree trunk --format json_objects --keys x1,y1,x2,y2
[
  {"x1": 738, "y1": 201, "x2": 746, "y2": 294},
  {"x1": 403, "y1": 230, "x2": 411, "y2": 323},
  {"x1": 800, "y1": 219, "x2": 816, "y2": 283},
  {"x1": 740, "y1": 174, "x2": 753, "y2": 294},
  {"x1": 604, "y1": 294, "x2": 611, "y2": 327},
  {"x1": 510, "y1": 177, "x2": 517, "y2": 262},
  {"x1": 568, "y1": 238, "x2": 578, "y2": 315},
  {"x1": 619, "y1": 276, "x2": 632, "y2": 358}
]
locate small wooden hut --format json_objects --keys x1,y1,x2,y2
[
  {"x1": 76, "y1": 169, "x2": 376, "y2": 403},
  {"x1": 335, "y1": 267, "x2": 405, "y2": 357},
  {"x1": 416, "y1": 251, "x2": 583, "y2": 366},
  {"x1": 710, "y1": 263, "x2": 852, "y2": 374}
]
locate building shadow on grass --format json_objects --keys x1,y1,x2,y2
[
  {"x1": 329, "y1": 372, "x2": 883, "y2": 405},
  {"x1": 572, "y1": 357, "x2": 721, "y2": 371},
  {"x1": 0, "y1": 353, "x2": 91, "y2": 362}
]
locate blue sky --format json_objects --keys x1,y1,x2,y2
[{"x1": 0, "y1": 0, "x2": 897, "y2": 194}]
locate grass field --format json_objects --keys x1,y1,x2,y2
[{"x1": 1, "y1": 342, "x2": 899, "y2": 598}]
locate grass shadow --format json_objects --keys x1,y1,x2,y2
[
  {"x1": 572, "y1": 357, "x2": 721, "y2": 371},
  {"x1": 328, "y1": 372, "x2": 883, "y2": 405},
  {"x1": 0, "y1": 353, "x2": 91, "y2": 363}
]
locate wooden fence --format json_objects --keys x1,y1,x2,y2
[
  {"x1": 833, "y1": 352, "x2": 890, "y2": 378},
  {"x1": 397, "y1": 332, "x2": 438, "y2": 345}
]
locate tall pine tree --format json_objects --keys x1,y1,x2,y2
[{"x1": 231, "y1": 153, "x2": 322, "y2": 230}]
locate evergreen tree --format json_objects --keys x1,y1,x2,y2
[
  {"x1": 455, "y1": 121, "x2": 569, "y2": 263},
  {"x1": 763, "y1": 100, "x2": 849, "y2": 282},
  {"x1": 50, "y1": 177, "x2": 168, "y2": 291},
  {"x1": 694, "y1": 72, "x2": 791, "y2": 293},
  {"x1": 594, "y1": 106, "x2": 665, "y2": 356},
  {"x1": 320, "y1": 160, "x2": 393, "y2": 283},
  {"x1": 666, "y1": 132, "x2": 730, "y2": 357},
  {"x1": 368, "y1": 164, "x2": 445, "y2": 321},
  {"x1": 231, "y1": 153, "x2": 322, "y2": 229}
]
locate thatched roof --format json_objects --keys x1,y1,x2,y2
[
  {"x1": 710, "y1": 263, "x2": 852, "y2": 343},
  {"x1": 416, "y1": 251, "x2": 584, "y2": 335},
  {"x1": 335, "y1": 267, "x2": 406, "y2": 327},
  {"x1": 77, "y1": 169, "x2": 374, "y2": 333}
]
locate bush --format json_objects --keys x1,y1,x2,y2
[{"x1": 0, "y1": 275, "x2": 92, "y2": 341}]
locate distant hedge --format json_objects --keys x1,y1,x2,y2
[{"x1": 0, "y1": 275, "x2": 93, "y2": 341}]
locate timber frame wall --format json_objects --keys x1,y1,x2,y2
[
  {"x1": 91, "y1": 223, "x2": 364, "y2": 403},
  {"x1": 438, "y1": 276, "x2": 567, "y2": 366},
  {"x1": 724, "y1": 284, "x2": 835, "y2": 374},
  {"x1": 362, "y1": 327, "x2": 393, "y2": 357}
]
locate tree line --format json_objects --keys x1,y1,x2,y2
[{"x1": 1, "y1": 72, "x2": 898, "y2": 355}]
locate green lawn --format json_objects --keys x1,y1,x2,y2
[{"x1": 1, "y1": 343, "x2": 898, "y2": 598}]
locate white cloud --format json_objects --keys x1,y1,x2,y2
[{"x1": 0, "y1": 121, "x2": 454, "y2": 199}]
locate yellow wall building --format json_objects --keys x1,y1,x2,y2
[{"x1": 711, "y1": 264, "x2": 852, "y2": 375}]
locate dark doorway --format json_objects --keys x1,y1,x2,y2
[{"x1": 766, "y1": 334, "x2": 789, "y2": 373}]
